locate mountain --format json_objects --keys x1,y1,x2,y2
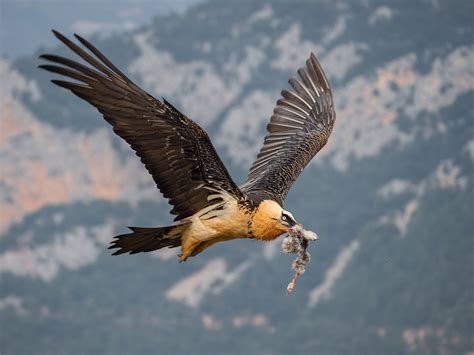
[{"x1": 1, "y1": 0, "x2": 473, "y2": 354}]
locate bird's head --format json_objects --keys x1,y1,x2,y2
[
  {"x1": 251, "y1": 200, "x2": 302, "y2": 240},
  {"x1": 278, "y1": 210, "x2": 300, "y2": 230}
]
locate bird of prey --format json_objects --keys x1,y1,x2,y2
[{"x1": 39, "y1": 30, "x2": 335, "y2": 262}]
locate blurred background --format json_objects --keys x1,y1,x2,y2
[{"x1": 0, "y1": 0, "x2": 472, "y2": 354}]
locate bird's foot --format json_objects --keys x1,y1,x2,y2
[{"x1": 178, "y1": 253, "x2": 189, "y2": 263}]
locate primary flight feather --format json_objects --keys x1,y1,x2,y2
[{"x1": 39, "y1": 30, "x2": 335, "y2": 262}]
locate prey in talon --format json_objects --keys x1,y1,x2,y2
[{"x1": 282, "y1": 225, "x2": 319, "y2": 294}]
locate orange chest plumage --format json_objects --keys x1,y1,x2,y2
[{"x1": 202, "y1": 199, "x2": 287, "y2": 241}]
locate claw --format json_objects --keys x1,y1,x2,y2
[{"x1": 178, "y1": 253, "x2": 188, "y2": 263}]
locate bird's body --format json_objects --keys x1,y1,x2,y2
[
  {"x1": 40, "y1": 30, "x2": 336, "y2": 262},
  {"x1": 177, "y1": 191, "x2": 251, "y2": 261},
  {"x1": 115, "y1": 196, "x2": 289, "y2": 261}
]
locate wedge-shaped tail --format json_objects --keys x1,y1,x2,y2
[{"x1": 109, "y1": 224, "x2": 187, "y2": 255}]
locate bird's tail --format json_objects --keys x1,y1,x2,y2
[{"x1": 108, "y1": 223, "x2": 188, "y2": 256}]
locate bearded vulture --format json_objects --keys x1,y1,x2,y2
[{"x1": 39, "y1": 30, "x2": 335, "y2": 262}]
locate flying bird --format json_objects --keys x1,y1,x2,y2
[{"x1": 39, "y1": 30, "x2": 335, "y2": 262}]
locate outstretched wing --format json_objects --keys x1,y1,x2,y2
[
  {"x1": 241, "y1": 53, "x2": 335, "y2": 205},
  {"x1": 39, "y1": 30, "x2": 243, "y2": 221}
]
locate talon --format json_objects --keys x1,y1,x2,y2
[{"x1": 178, "y1": 254, "x2": 188, "y2": 263}]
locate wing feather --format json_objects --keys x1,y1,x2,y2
[
  {"x1": 241, "y1": 53, "x2": 335, "y2": 205},
  {"x1": 40, "y1": 30, "x2": 244, "y2": 220}
]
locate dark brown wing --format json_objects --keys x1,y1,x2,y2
[
  {"x1": 39, "y1": 30, "x2": 243, "y2": 221},
  {"x1": 241, "y1": 53, "x2": 335, "y2": 205}
]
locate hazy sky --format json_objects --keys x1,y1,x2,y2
[{"x1": 0, "y1": 0, "x2": 202, "y2": 58}]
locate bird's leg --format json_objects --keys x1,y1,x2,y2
[{"x1": 179, "y1": 235, "x2": 201, "y2": 262}]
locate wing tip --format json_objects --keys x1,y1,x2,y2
[
  {"x1": 50, "y1": 79, "x2": 69, "y2": 88},
  {"x1": 73, "y1": 33, "x2": 86, "y2": 44},
  {"x1": 308, "y1": 51, "x2": 331, "y2": 91},
  {"x1": 38, "y1": 54, "x2": 50, "y2": 61},
  {"x1": 51, "y1": 29, "x2": 62, "y2": 39},
  {"x1": 37, "y1": 64, "x2": 51, "y2": 71}
]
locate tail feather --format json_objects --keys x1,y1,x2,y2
[{"x1": 109, "y1": 225, "x2": 183, "y2": 256}]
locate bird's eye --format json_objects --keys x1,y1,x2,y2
[{"x1": 282, "y1": 215, "x2": 288, "y2": 221}]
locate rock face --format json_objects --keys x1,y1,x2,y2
[{"x1": 1, "y1": 1, "x2": 473, "y2": 354}]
